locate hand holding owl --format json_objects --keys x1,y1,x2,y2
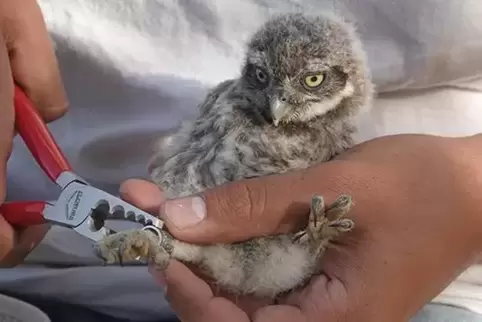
[{"x1": 121, "y1": 134, "x2": 482, "y2": 322}]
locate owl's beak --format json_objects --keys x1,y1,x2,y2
[{"x1": 270, "y1": 98, "x2": 289, "y2": 126}]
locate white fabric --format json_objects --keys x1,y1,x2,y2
[{"x1": 1, "y1": 0, "x2": 482, "y2": 320}]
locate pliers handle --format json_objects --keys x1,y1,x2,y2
[
  {"x1": 14, "y1": 86, "x2": 72, "y2": 184},
  {"x1": 0, "y1": 85, "x2": 163, "y2": 242},
  {"x1": 2, "y1": 86, "x2": 71, "y2": 227}
]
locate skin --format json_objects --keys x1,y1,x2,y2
[
  {"x1": 0, "y1": 0, "x2": 67, "y2": 267},
  {"x1": 121, "y1": 134, "x2": 482, "y2": 322}
]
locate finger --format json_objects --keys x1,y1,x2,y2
[
  {"x1": 162, "y1": 261, "x2": 250, "y2": 322},
  {"x1": 2, "y1": 0, "x2": 67, "y2": 122},
  {"x1": 0, "y1": 37, "x2": 14, "y2": 198},
  {"x1": 203, "y1": 297, "x2": 250, "y2": 322},
  {"x1": 162, "y1": 260, "x2": 214, "y2": 321},
  {"x1": 0, "y1": 216, "x2": 16, "y2": 265},
  {"x1": 159, "y1": 161, "x2": 351, "y2": 244},
  {"x1": 280, "y1": 273, "x2": 353, "y2": 322},
  {"x1": 119, "y1": 179, "x2": 165, "y2": 214},
  {"x1": 221, "y1": 293, "x2": 272, "y2": 318},
  {"x1": 0, "y1": 222, "x2": 49, "y2": 267},
  {"x1": 0, "y1": 34, "x2": 15, "y2": 266},
  {"x1": 252, "y1": 305, "x2": 305, "y2": 322}
]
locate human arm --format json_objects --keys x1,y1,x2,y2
[
  {"x1": 0, "y1": 0, "x2": 67, "y2": 266},
  {"x1": 121, "y1": 133, "x2": 482, "y2": 321}
]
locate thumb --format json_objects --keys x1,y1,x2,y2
[
  {"x1": 0, "y1": 38, "x2": 17, "y2": 265},
  {"x1": 5, "y1": 0, "x2": 68, "y2": 122},
  {"x1": 159, "y1": 163, "x2": 347, "y2": 244},
  {"x1": 0, "y1": 37, "x2": 14, "y2": 202}
]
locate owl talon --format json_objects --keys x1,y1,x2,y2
[
  {"x1": 317, "y1": 194, "x2": 354, "y2": 236},
  {"x1": 329, "y1": 218, "x2": 355, "y2": 232},
  {"x1": 294, "y1": 194, "x2": 354, "y2": 247}
]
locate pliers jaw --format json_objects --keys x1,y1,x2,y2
[{"x1": 44, "y1": 171, "x2": 164, "y2": 242}]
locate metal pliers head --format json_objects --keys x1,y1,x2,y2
[{"x1": 47, "y1": 172, "x2": 163, "y2": 241}]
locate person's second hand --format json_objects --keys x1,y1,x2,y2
[{"x1": 121, "y1": 134, "x2": 482, "y2": 322}]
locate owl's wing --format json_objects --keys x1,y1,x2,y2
[
  {"x1": 147, "y1": 79, "x2": 237, "y2": 176},
  {"x1": 198, "y1": 79, "x2": 236, "y2": 116},
  {"x1": 147, "y1": 120, "x2": 192, "y2": 174}
]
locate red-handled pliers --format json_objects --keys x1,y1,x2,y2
[{"x1": 0, "y1": 85, "x2": 163, "y2": 242}]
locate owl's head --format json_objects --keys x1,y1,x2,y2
[{"x1": 239, "y1": 13, "x2": 373, "y2": 126}]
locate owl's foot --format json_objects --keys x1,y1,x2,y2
[
  {"x1": 94, "y1": 227, "x2": 171, "y2": 269},
  {"x1": 293, "y1": 194, "x2": 354, "y2": 249}
]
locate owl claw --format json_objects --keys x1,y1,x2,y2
[
  {"x1": 294, "y1": 194, "x2": 355, "y2": 248},
  {"x1": 329, "y1": 218, "x2": 355, "y2": 232}
]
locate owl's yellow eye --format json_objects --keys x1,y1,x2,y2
[{"x1": 303, "y1": 73, "x2": 324, "y2": 88}]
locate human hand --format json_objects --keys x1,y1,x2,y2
[
  {"x1": 121, "y1": 134, "x2": 482, "y2": 321},
  {"x1": 0, "y1": 0, "x2": 67, "y2": 266}
]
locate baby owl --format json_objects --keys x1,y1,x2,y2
[{"x1": 96, "y1": 12, "x2": 373, "y2": 298}]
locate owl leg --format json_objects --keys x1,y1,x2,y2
[
  {"x1": 292, "y1": 194, "x2": 354, "y2": 256},
  {"x1": 94, "y1": 228, "x2": 171, "y2": 269}
]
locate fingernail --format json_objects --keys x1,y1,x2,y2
[
  {"x1": 162, "y1": 196, "x2": 206, "y2": 230},
  {"x1": 148, "y1": 264, "x2": 166, "y2": 287}
]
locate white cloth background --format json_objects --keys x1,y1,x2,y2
[{"x1": 1, "y1": 0, "x2": 482, "y2": 320}]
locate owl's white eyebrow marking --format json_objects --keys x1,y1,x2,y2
[
  {"x1": 298, "y1": 81, "x2": 355, "y2": 122},
  {"x1": 305, "y1": 59, "x2": 326, "y2": 72}
]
